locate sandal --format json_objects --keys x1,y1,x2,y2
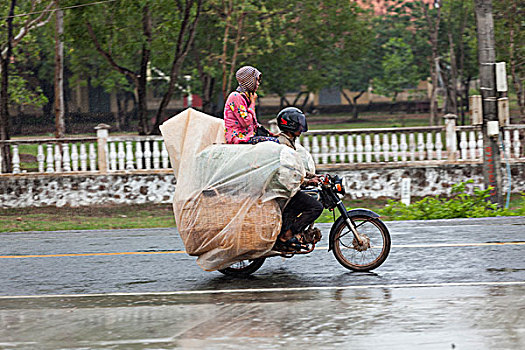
[{"x1": 274, "y1": 236, "x2": 303, "y2": 252}]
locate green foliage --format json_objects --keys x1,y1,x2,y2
[
  {"x1": 373, "y1": 37, "x2": 420, "y2": 101},
  {"x1": 379, "y1": 180, "x2": 524, "y2": 220},
  {"x1": 8, "y1": 75, "x2": 48, "y2": 107},
  {"x1": 493, "y1": 0, "x2": 524, "y2": 101},
  {"x1": 254, "y1": 0, "x2": 370, "y2": 97},
  {"x1": 0, "y1": 0, "x2": 522, "y2": 129},
  {"x1": 1, "y1": 1, "x2": 53, "y2": 110}
]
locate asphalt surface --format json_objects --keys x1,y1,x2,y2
[{"x1": 0, "y1": 217, "x2": 524, "y2": 349}]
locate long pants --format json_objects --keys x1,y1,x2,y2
[{"x1": 281, "y1": 190, "x2": 324, "y2": 235}]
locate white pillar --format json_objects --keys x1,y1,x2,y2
[
  {"x1": 443, "y1": 114, "x2": 457, "y2": 161},
  {"x1": 95, "y1": 123, "x2": 110, "y2": 173}
]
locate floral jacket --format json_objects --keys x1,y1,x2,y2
[{"x1": 224, "y1": 91, "x2": 258, "y2": 144}]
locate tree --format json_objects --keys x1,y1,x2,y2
[
  {"x1": 187, "y1": 0, "x2": 295, "y2": 115},
  {"x1": 1, "y1": 0, "x2": 53, "y2": 172},
  {"x1": 54, "y1": 0, "x2": 64, "y2": 138},
  {"x1": 420, "y1": 1, "x2": 441, "y2": 125},
  {"x1": 373, "y1": 37, "x2": 420, "y2": 114},
  {"x1": 439, "y1": 0, "x2": 477, "y2": 124},
  {"x1": 336, "y1": 12, "x2": 380, "y2": 120},
  {"x1": 494, "y1": 0, "x2": 524, "y2": 121},
  {"x1": 395, "y1": 0, "x2": 442, "y2": 125},
  {"x1": 187, "y1": 0, "x2": 371, "y2": 117},
  {"x1": 339, "y1": 58, "x2": 375, "y2": 120},
  {"x1": 257, "y1": 0, "x2": 371, "y2": 111},
  {"x1": 69, "y1": 0, "x2": 202, "y2": 135},
  {"x1": 149, "y1": 0, "x2": 203, "y2": 134}
]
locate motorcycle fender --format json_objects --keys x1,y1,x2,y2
[{"x1": 328, "y1": 209, "x2": 380, "y2": 252}]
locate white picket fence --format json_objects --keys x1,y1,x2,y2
[
  {"x1": 298, "y1": 125, "x2": 524, "y2": 165},
  {"x1": 0, "y1": 135, "x2": 170, "y2": 174},
  {"x1": 1, "y1": 119, "x2": 524, "y2": 175}
]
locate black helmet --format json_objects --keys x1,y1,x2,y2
[{"x1": 277, "y1": 107, "x2": 308, "y2": 133}]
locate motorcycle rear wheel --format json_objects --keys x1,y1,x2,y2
[
  {"x1": 332, "y1": 215, "x2": 390, "y2": 272},
  {"x1": 218, "y1": 257, "x2": 266, "y2": 277}
]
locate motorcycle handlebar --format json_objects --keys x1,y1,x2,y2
[{"x1": 319, "y1": 174, "x2": 331, "y2": 185}]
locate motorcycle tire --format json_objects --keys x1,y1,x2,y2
[
  {"x1": 331, "y1": 215, "x2": 391, "y2": 272},
  {"x1": 218, "y1": 257, "x2": 266, "y2": 277}
]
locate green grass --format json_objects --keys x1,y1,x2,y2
[
  {"x1": 1, "y1": 194, "x2": 523, "y2": 232},
  {"x1": 0, "y1": 204, "x2": 176, "y2": 232},
  {"x1": 0, "y1": 198, "x2": 390, "y2": 232}
]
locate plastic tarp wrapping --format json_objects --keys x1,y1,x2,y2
[{"x1": 160, "y1": 108, "x2": 310, "y2": 271}]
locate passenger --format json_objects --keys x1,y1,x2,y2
[
  {"x1": 275, "y1": 107, "x2": 324, "y2": 251},
  {"x1": 224, "y1": 66, "x2": 278, "y2": 144}
]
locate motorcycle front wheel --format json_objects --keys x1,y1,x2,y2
[
  {"x1": 331, "y1": 215, "x2": 391, "y2": 272},
  {"x1": 218, "y1": 257, "x2": 266, "y2": 277}
]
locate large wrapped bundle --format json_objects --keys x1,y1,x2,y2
[{"x1": 160, "y1": 109, "x2": 307, "y2": 271}]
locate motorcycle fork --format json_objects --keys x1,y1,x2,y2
[{"x1": 336, "y1": 201, "x2": 365, "y2": 246}]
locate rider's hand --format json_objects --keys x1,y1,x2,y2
[
  {"x1": 249, "y1": 92, "x2": 258, "y2": 104},
  {"x1": 307, "y1": 177, "x2": 321, "y2": 186}
]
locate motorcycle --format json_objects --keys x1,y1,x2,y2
[{"x1": 219, "y1": 174, "x2": 391, "y2": 276}]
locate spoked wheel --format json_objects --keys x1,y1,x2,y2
[
  {"x1": 332, "y1": 215, "x2": 391, "y2": 272},
  {"x1": 218, "y1": 257, "x2": 266, "y2": 277}
]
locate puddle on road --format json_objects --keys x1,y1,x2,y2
[
  {"x1": 123, "y1": 280, "x2": 158, "y2": 286},
  {"x1": 487, "y1": 268, "x2": 525, "y2": 273},
  {"x1": 0, "y1": 285, "x2": 523, "y2": 350}
]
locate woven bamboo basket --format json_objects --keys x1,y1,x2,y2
[{"x1": 178, "y1": 193, "x2": 281, "y2": 256}]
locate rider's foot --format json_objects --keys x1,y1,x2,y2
[{"x1": 274, "y1": 236, "x2": 306, "y2": 252}]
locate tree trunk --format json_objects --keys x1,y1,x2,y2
[
  {"x1": 423, "y1": 4, "x2": 441, "y2": 126},
  {"x1": 221, "y1": 1, "x2": 233, "y2": 99},
  {"x1": 0, "y1": 54, "x2": 11, "y2": 173},
  {"x1": 0, "y1": 0, "x2": 16, "y2": 173},
  {"x1": 202, "y1": 75, "x2": 215, "y2": 115},
  {"x1": 429, "y1": 57, "x2": 439, "y2": 125},
  {"x1": 341, "y1": 89, "x2": 365, "y2": 120},
  {"x1": 193, "y1": 49, "x2": 215, "y2": 115},
  {"x1": 137, "y1": 5, "x2": 152, "y2": 135},
  {"x1": 225, "y1": 11, "x2": 245, "y2": 96},
  {"x1": 279, "y1": 95, "x2": 291, "y2": 109},
  {"x1": 128, "y1": 92, "x2": 137, "y2": 129},
  {"x1": 445, "y1": 33, "x2": 458, "y2": 115},
  {"x1": 150, "y1": 0, "x2": 202, "y2": 134},
  {"x1": 461, "y1": 75, "x2": 472, "y2": 125},
  {"x1": 115, "y1": 91, "x2": 125, "y2": 131},
  {"x1": 136, "y1": 74, "x2": 148, "y2": 135},
  {"x1": 292, "y1": 91, "x2": 306, "y2": 106},
  {"x1": 54, "y1": 2, "x2": 65, "y2": 138},
  {"x1": 300, "y1": 93, "x2": 310, "y2": 111},
  {"x1": 457, "y1": 0, "x2": 468, "y2": 124},
  {"x1": 352, "y1": 92, "x2": 365, "y2": 120}
]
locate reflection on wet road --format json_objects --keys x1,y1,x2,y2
[{"x1": 1, "y1": 217, "x2": 524, "y2": 349}]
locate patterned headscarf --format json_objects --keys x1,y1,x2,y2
[{"x1": 235, "y1": 66, "x2": 261, "y2": 93}]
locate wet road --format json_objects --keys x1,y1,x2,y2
[{"x1": 1, "y1": 217, "x2": 524, "y2": 349}]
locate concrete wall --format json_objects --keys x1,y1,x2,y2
[
  {"x1": 1, "y1": 164, "x2": 524, "y2": 208},
  {"x1": 339, "y1": 163, "x2": 524, "y2": 199},
  {"x1": 0, "y1": 173, "x2": 176, "y2": 208}
]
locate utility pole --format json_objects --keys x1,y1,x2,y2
[
  {"x1": 54, "y1": 0, "x2": 65, "y2": 138},
  {"x1": 474, "y1": 0, "x2": 503, "y2": 206}
]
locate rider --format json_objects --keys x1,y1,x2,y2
[
  {"x1": 223, "y1": 66, "x2": 278, "y2": 144},
  {"x1": 276, "y1": 107, "x2": 324, "y2": 250}
]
